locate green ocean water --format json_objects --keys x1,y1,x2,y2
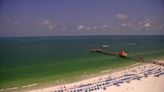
[{"x1": 0, "y1": 35, "x2": 164, "y2": 88}]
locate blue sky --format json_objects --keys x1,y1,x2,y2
[{"x1": 0, "y1": 0, "x2": 164, "y2": 37}]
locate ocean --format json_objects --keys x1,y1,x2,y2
[{"x1": 0, "y1": 35, "x2": 164, "y2": 88}]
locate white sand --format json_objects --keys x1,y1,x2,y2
[
  {"x1": 26, "y1": 62, "x2": 164, "y2": 92},
  {"x1": 95, "y1": 75, "x2": 164, "y2": 92}
]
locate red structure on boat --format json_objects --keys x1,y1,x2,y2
[{"x1": 118, "y1": 50, "x2": 128, "y2": 57}]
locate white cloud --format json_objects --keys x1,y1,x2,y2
[
  {"x1": 120, "y1": 23, "x2": 127, "y2": 27},
  {"x1": 116, "y1": 13, "x2": 128, "y2": 21},
  {"x1": 102, "y1": 25, "x2": 108, "y2": 28},
  {"x1": 143, "y1": 22, "x2": 151, "y2": 27},
  {"x1": 40, "y1": 20, "x2": 56, "y2": 30},
  {"x1": 47, "y1": 25, "x2": 54, "y2": 29},
  {"x1": 138, "y1": 19, "x2": 153, "y2": 28},
  {"x1": 86, "y1": 27, "x2": 90, "y2": 30},
  {"x1": 41, "y1": 20, "x2": 50, "y2": 26},
  {"x1": 77, "y1": 25, "x2": 85, "y2": 30}
]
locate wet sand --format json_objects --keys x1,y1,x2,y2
[{"x1": 27, "y1": 61, "x2": 164, "y2": 92}]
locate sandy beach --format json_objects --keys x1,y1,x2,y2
[{"x1": 26, "y1": 61, "x2": 164, "y2": 92}]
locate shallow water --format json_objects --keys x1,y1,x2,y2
[{"x1": 0, "y1": 35, "x2": 164, "y2": 88}]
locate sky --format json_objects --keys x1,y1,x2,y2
[{"x1": 0, "y1": 0, "x2": 164, "y2": 37}]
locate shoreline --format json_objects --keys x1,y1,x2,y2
[
  {"x1": 25, "y1": 62, "x2": 143, "y2": 92},
  {"x1": 0, "y1": 62, "x2": 142, "y2": 92},
  {"x1": 1, "y1": 60, "x2": 164, "y2": 92},
  {"x1": 26, "y1": 61, "x2": 164, "y2": 92}
]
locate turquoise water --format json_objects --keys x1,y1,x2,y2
[
  {"x1": 0, "y1": 35, "x2": 164, "y2": 88},
  {"x1": 0, "y1": 35, "x2": 164, "y2": 70}
]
